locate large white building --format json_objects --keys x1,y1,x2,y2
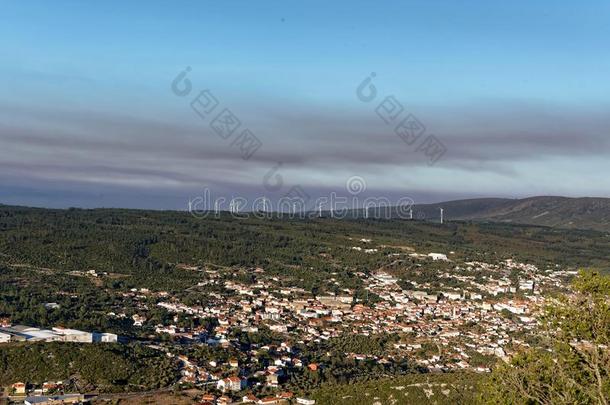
[
  {"x1": 0, "y1": 331, "x2": 11, "y2": 343},
  {"x1": 52, "y1": 327, "x2": 93, "y2": 343},
  {"x1": 0, "y1": 325, "x2": 118, "y2": 344}
]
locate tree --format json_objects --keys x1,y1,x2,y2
[{"x1": 481, "y1": 270, "x2": 610, "y2": 405}]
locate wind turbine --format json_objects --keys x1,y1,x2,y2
[
  {"x1": 262, "y1": 197, "x2": 269, "y2": 213},
  {"x1": 188, "y1": 198, "x2": 193, "y2": 212},
  {"x1": 440, "y1": 208, "x2": 444, "y2": 224}
]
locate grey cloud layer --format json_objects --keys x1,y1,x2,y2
[{"x1": 1, "y1": 100, "x2": 609, "y2": 208}]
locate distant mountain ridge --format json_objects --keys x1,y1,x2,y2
[
  {"x1": 2, "y1": 195, "x2": 610, "y2": 232},
  {"x1": 412, "y1": 196, "x2": 610, "y2": 232}
]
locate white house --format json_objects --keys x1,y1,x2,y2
[
  {"x1": 217, "y1": 376, "x2": 246, "y2": 392},
  {"x1": 428, "y1": 253, "x2": 448, "y2": 261}
]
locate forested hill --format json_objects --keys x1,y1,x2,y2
[
  {"x1": 0, "y1": 204, "x2": 609, "y2": 295},
  {"x1": 409, "y1": 196, "x2": 610, "y2": 232},
  {"x1": 340, "y1": 196, "x2": 610, "y2": 232}
]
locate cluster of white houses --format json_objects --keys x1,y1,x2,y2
[{"x1": 142, "y1": 250, "x2": 574, "y2": 376}]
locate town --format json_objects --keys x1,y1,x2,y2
[{"x1": 1, "y1": 237, "x2": 578, "y2": 405}]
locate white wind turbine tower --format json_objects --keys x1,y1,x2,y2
[
  {"x1": 261, "y1": 197, "x2": 268, "y2": 213},
  {"x1": 318, "y1": 203, "x2": 322, "y2": 218},
  {"x1": 409, "y1": 208, "x2": 413, "y2": 220},
  {"x1": 440, "y1": 207, "x2": 444, "y2": 224},
  {"x1": 214, "y1": 200, "x2": 219, "y2": 215},
  {"x1": 188, "y1": 198, "x2": 193, "y2": 212}
]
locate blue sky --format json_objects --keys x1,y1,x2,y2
[{"x1": 1, "y1": 1, "x2": 610, "y2": 209}]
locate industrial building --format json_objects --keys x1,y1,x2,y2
[{"x1": 0, "y1": 325, "x2": 118, "y2": 344}]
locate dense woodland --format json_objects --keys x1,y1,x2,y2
[
  {"x1": 1, "y1": 205, "x2": 609, "y2": 286},
  {"x1": 0, "y1": 342, "x2": 179, "y2": 391}
]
